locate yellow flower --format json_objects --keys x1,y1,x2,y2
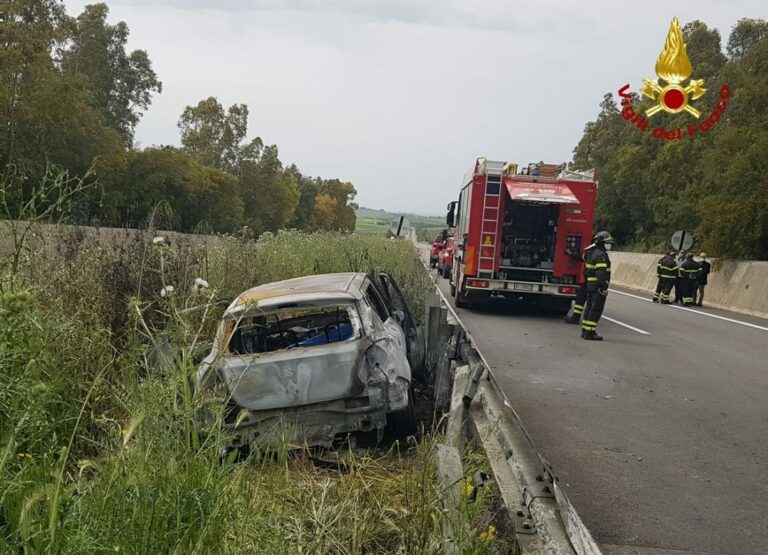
[
  {"x1": 479, "y1": 525, "x2": 496, "y2": 544},
  {"x1": 459, "y1": 476, "x2": 475, "y2": 499},
  {"x1": 17, "y1": 453, "x2": 33, "y2": 461}
]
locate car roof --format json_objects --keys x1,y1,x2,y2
[{"x1": 229, "y1": 272, "x2": 367, "y2": 312}]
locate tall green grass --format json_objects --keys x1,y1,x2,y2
[{"x1": 0, "y1": 176, "x2": 505, "y2": 553}]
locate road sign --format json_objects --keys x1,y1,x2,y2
[
  {"x1": 671, "y1": 230, "x2": 693, "y2": 251},
  {"x1": 390, "y1": 216, "x2": 410, "y2": 237}
]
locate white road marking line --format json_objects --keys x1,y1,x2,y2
[
  {"x1": 602, "y1": 316, "x2": 651, "y2": 335},
  {"x1": 668, "y1": 304, "x2": 768, "y2": 332},
  {"x1": 609, "y1": 289, "x2": 652, "y2": 303},
  {"x1": 610, "y1": 288, "x2": 768, "y2": 333}
]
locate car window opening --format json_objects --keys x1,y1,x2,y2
[{"x1": 228, "y1": 304, "x2": 357, "y2": 355}]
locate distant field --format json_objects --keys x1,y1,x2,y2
[
  {"x1": 355, "y1": 207, "x2": 445, "y2": 239},
  {"x1": 355, "y1": 216, "x2": 389, "y2": 235}
]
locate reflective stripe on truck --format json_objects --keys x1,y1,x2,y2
[{"x1": 465, "y1": 279, "x2": 577, "y2": 296}]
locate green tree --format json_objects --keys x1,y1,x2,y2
[
  {"x1": 309, "y1": 193, "x2": 338, "y2": 230},
  {"x1": 1, "y1": 0, "x2": 124, "y2": 197},
  {"x1": 315, "y1": 179, "x2": 357, "y2": 231},
  {"x1": 238, "y1": 145, "x2": 298, "y2": 233},
  {"x1": 60, "y1": 3, "x2": 161, "y2": 146},
  {"x1": 1, "y1": 0, "x2": 66, "y2": 171},
  {"x1": 727, "y1": 18, "x2": 768, "y2": 60},
  {"x1": 99, "y1": 147, "x2": 242, "y2": 232},
  {"x1": 178, "y1": 97, "x2": 262, "y2": 172},
  {"x1": 287, "y1": 168, "x2": 318, "y2": 230}
]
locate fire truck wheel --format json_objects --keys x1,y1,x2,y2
[
  {"x1": 454, "y1": 289, "x2": 472, "y2": 309},
  {"x1": 543, "y1": 297, "x2": 573, "y2": 314}
]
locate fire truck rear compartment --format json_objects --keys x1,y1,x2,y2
[
  {"x1": 500, "y1": 202, "x2": 559, "y2": 282},
  {"x1": 469, "y1": 200, "x2": 574, "y2": 312}
]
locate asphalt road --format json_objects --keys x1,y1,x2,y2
[{"x1": 429, "y1": 262, "x2": 768, "y2": 554}]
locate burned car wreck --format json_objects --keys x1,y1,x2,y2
[{"x1": 197, "y1": 272, "x2": 424, "y2": 448}]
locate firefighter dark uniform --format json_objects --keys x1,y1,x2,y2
[
  {"x1": 679, "y1": 254, "x2": 700, "y2": 307},
  {"x1": 653, "y1": 252, "x2": 678, "y2": 304},
  {"x1": 565, "y1": 245, "x2": 593, "y2": 324},
  {"x1": 696, "y1": 254, "x2": 710, "y2": 306},
  {"x1": 581, "y1": 231, "x2": 613, "y2": 341}
]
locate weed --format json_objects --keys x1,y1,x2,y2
[{"x1": 1, "y1": 173, "x2": 484, "y2": 553}]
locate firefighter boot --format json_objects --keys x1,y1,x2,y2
[{"x1": 581, "y1": 330, "x2": 604, "y2": 341}]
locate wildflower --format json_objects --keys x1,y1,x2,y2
[
  {"x1": 152, "y1": 235, "x2": 167, "y2": 246},
  {"x1": 17, "y1": 453, "x2": 33, "y2": 461},
  {"x1": 160, "y1": 285, "x2": 175, "y2": 298},
  {"x1": 122, "y1": 415, "x2": 144, "y2": 446},
  {"x1": 479, "y1": 524, "x2": 496, "y2": 544},
  {"x1": 191, "y1": 277, "x2": 210, "y2": 295},
  {"x1": 459, "y1": 476, "x2": 475, "y2": 499}
]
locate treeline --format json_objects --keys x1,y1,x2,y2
[
  {"x1": 1, "y1": 1, "x2": 356, "y2": 234},
  {"x1": 572, "y1": 18, "x2": 768, "y2": 259}
]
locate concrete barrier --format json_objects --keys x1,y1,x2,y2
[{"x1": 610, "y1": 251, "x2": 768, "y2": 319}]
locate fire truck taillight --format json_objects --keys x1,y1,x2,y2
[
  {"x1": 469, "y1": 280, "x2": 489, "y2": 288},
  {"x1": 558, "y1": 286, "x2": 577, "y2": 295}
]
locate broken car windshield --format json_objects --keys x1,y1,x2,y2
[{"x1": 228, "y1": 304, "x2": 359, "y2": 355}]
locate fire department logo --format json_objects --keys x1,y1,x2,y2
[
  {"x1": 617, "y1": 16, "x2": 731, "y2": 141},
  {"x1": 640, "y1": 17, "x2": 705, "y2": 117}
]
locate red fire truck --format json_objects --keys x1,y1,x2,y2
[{"x1": 446, "y1": 157, "x2": 597, "y2": 310}]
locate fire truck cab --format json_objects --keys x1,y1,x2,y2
[{"x1": 446, "y1": 157, "x2": 597, "y2": 311}]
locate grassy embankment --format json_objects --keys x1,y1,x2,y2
[{"x1": 1, "y1": 181, "x2": 509, "y2": 553}]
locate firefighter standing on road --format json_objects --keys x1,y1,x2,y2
[
  {"x1": 581, "y1": 231, "x2": 613, "y2": 341},
  {"x1": 653, "y1": 250, "x2": 678, "y2": 304},
  {"x1": 696, "y1": 253, "x2": 711, "y2": 307},
  {"x1": 679, "y1": 252, "x2": 701, "y2": 307}
]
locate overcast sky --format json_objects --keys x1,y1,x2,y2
[{"x1": 65, "y1": 0, "x2": 766, "y2": 215}]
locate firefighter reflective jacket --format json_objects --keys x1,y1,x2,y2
[
  {"x1": 657, "y1": 255, "x2": 678, "y2": 279},
  {"x1": 679, "y1": 258, "x2": 701, "y2": 280},
  {"x1": 585, "y1": 245, "x2": 611, "y2": 289}
]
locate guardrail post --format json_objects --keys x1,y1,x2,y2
[
  {"x1": 458, "y1": 341, "x2": 486, "y2": 407},
  {"x1": 433, "y1": 313, "x2": 456, "y2": 414},
  {"x1": 446, "y1": 364, "x2": 471, "y2": 451},
  {"x1": 433, "y1": 443, "x2": 465, "y2": 555},
  {"x1": 424, "y1": 292, "x2": 442, "y2": 377}
]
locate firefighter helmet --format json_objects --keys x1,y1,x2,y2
[{"x1": 593, "y1": 230, "x2": 614, "y2": 244}]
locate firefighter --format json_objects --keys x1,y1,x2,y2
[
  {"x1": 564, "y1": 243, "x2": 593, "y2": 324},
  {"x1": 653, "y1": 250, "x2": 678, "y2": 304},
  {"x1": 679, "y1": 252, "x2": 701, "y2": 307},
  {"x1": 673, "y1": 250, "x2": 687, "y2": 304},
  {"x1": 696, "y1": 253, "x2": 710, "y2": 306},
  {"x1": 581, "y1": 231, "x2": 613, "y2": 341}
]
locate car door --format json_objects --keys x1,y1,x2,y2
[{"x1": 375, "y1": 273, "x2": 425, "y2": 382}]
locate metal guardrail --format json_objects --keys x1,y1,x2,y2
[{"x1": 420, "y1": 251, "x2": 601, "y2": 555}]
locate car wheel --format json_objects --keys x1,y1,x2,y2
[{"x1": 386, "y1": 389, "x2": 417, "y2": 438}]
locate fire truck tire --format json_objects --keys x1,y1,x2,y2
[
  {"x1": 543, "y1": 297, "x2": 573, "y2": 314},
  {"x1": 454, "y1": 288, "x2": 471, "y2": 309}
]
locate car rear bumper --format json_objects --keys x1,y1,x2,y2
[{"x1": 218, "y1": 378, "x2": 409, "y2": 449}]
